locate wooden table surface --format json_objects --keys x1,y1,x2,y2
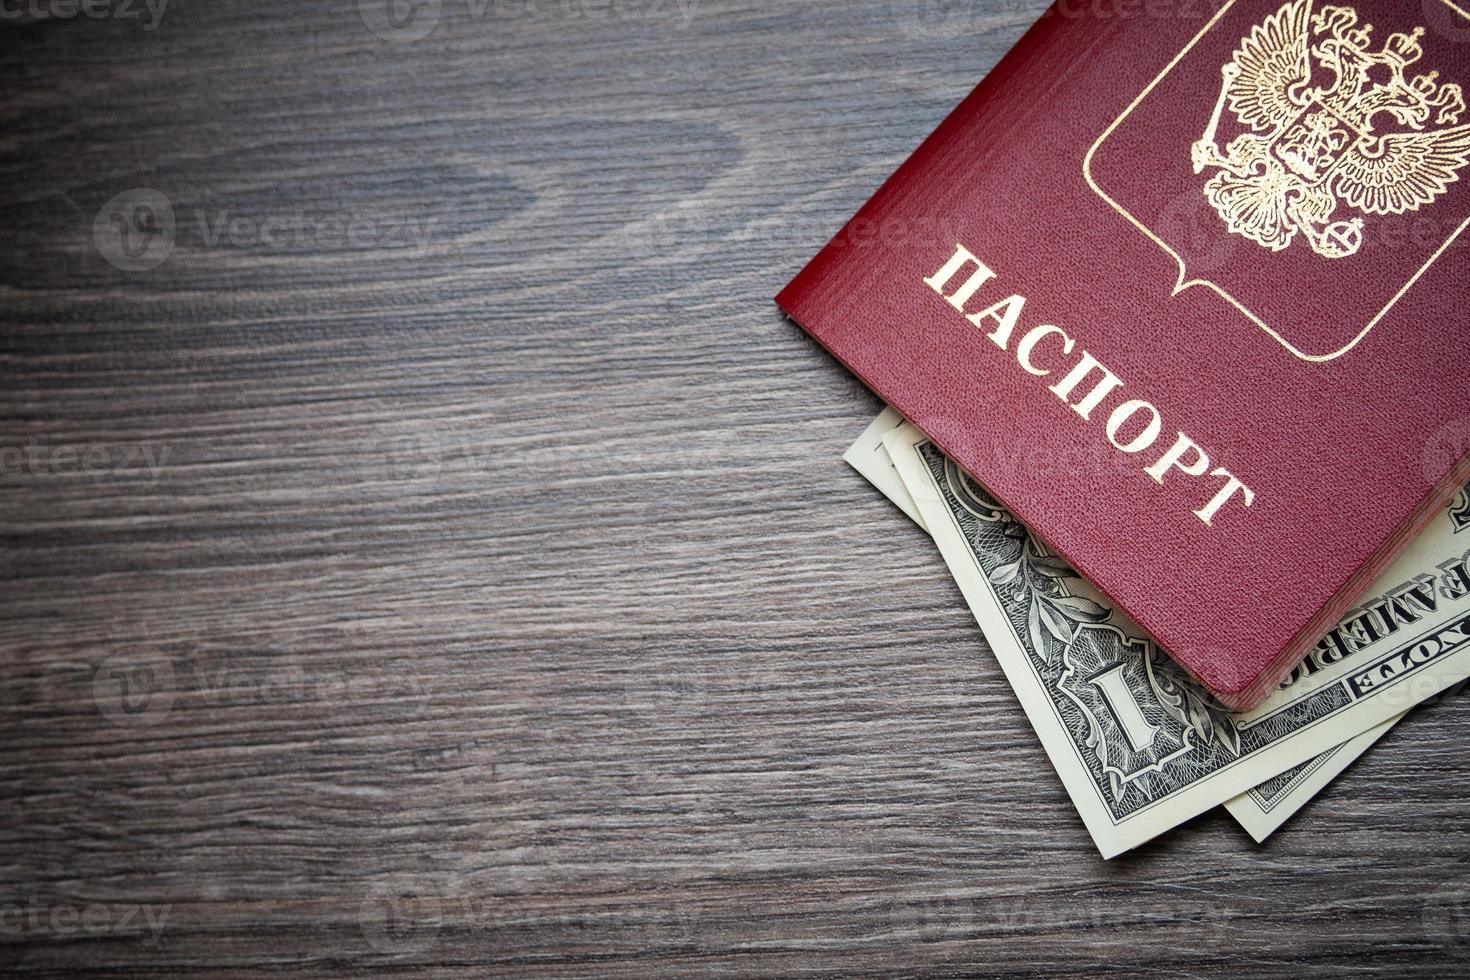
[{"x1": 3, "y1": 0, "x2": 1469, "y2": 974}]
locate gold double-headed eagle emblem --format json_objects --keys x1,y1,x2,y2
[{"x1": 1193, "y1": 0, "x2": 1470, "y2": 259}]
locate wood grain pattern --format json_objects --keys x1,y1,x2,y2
[{"x1": 1, "y1": 0, "x2": 1467, "y2": 974}]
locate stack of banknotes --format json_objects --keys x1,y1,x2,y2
[{"x1": 849, "y1": 409, "x2": 1470, "y2": 858}]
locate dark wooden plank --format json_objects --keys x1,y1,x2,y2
[{"x1": 0, "y1": 0, "x2": 1467, "y2": 974}]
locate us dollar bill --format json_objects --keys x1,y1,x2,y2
[
  {"x1": 1220, "y1": 714, "x2": 1401, "y2": 842},
  {"x1": 843, "y1": 408, "x2": 927, "y2": 532},
  {"x1": 846, "y1": 409, "x2": 1406, "y2": 842},
  {"x1": 1225, "y1": 678, "x2": 1464, "y2": 840},
  {"x1": 883, "y1": 421, "x2": 1470, "y2": 858}
]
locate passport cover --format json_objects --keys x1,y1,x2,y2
[{"x1": 778, "y1": 0, "x2": 1470, "y2": 709}]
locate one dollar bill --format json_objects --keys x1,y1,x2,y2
[
  {"x1": 846, "y1": 409, "x2": 1404, "y2": 842},
  {"x1": 882, "y1": 420, "x2": 1470, "y2": 858},
  {"x1": 1221, "y1": 714, "x2": 1400, "y2": 842}
]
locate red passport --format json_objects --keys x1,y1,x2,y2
[{"x1": 779, "y1": 0, "x2": 1470, "y2": 709}]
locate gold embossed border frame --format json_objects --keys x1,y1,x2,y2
[{"x1": 1081, "y1": 0, "x2": 1470, "y2": 364}]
